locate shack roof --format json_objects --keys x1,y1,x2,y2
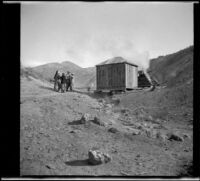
[{"x1": 96, "y1": 56, "x2": 138, "y2": 67}]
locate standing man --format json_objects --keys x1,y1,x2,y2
[
  {"x1": 65, "y1": 71, "x2": 70, "y2": 92},
  {"x1": 57, "y1": 74, "x2": 62, "y2": 92},
  {"x1": 61, "y1": 72, "x2": 67, "y2": 93}
]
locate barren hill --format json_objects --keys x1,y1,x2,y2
[
  {"x1": 148, "y1": 46, "x2": 193, "y2": 87},
  {"x1": 22, "y1": 61, "x2": 96, "y2": 88}
]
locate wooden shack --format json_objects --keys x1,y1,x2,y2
[{"x1": 96, "y1": 57, "x2": 138, "y2": 91}]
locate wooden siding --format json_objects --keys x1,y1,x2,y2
[
  {"x1": 125, "y1": 64, "x2": 138, "y2": 88},
  {"x1": 96, "y1": 63, "x2": 125, "y2": 90},
  {"x1": 96, "y1": 62, "x2": 138, "y2": 91}
]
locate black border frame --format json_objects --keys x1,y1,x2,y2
[{"x1": 1, "y1": 1, "x2": 199, "y2": 179}]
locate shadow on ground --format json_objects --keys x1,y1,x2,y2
[
  {"x1": 68, "y1": 119, "x2": 83, "y2": 125},
  {"x1": 38, "y1": 85, "x2": 55, "y2": 92},
  {"x1": 65, "y1": 159, "x2": 91, "y2": 166}
]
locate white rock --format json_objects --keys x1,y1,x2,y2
[
  {"x1": 91, "y1": 116, "x2": 105, "y2": 126},
  {"x1": 156, "y1": 132, "x2": 168, "y2": 141},
  {"x1": 132, "y1": 128, "x2": 141, "y2": 135},
  {"x1": 88, "y1": 150, "x2": 111, "y2": 165},
  {"x1": 145, "y1": 128, "x2": 158, "y2": 139},
  {"x1": 80, "y1": 113, "x2": 91, "y2": 124}
]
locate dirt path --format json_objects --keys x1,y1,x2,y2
[{"x1": 20, "y1": 77, "x2": 193, "y2": 176}]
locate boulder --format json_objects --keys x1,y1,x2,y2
[
  {"x1": 91, "y1": 116, "x2": 105, "y2": 126},
  {"x1": 88, "y1": 150, "x2": 111, "y2": 165},
  {"x1": 168, "y1": 133, "x2": 184, "y2": 141},
  {"x1": 132, "y1": 128, "x2": 141, "y2": 135},
  {"x1": 105, "y1": 104, "x2": 112, "y2": 108},
  {"x1": 80, "y1": 113, "x2": 91, "y2": 124},
  {"x1": 133, "y1": 122, "x2": 143, "y2": 130},
  {"x1": 145, "y1": 128, "x2": 158, "y2": 139},
  {"x1": 108, "y1": 127, "x2": 119, "y2": 133},
  {"x1": 156, "y1": 132, "x2": 168, "y2": 141},
  {"x1": 182, "y1": 133, "x2": 191, "y2": 139}
]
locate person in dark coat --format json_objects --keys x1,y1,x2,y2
[
  {"x1": 65, "y1": 71, "x2": 70, "y2": 91},
  {"x1": 61, "y1": 73, "x2": 67, "y2": 93},
  {"x1": 54, "y1": 70, "x2": 62, "y2": 92}
]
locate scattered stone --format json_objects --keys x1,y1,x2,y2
[
  {"x1": 145, "y1": 115, "x2": 153, "y2": 121},
  {"x1": 156, "y1": 132, "x2": 168, "y2": 142},
  {"x1": 80, "y1": 113, "x2": 91, "y2": 124},
  {"x1": 98, "y1": 99, "x2": 105, "y2": 104},
  {"x1": 136, "y1": 162, "x2": 142, "y2": 166},
  {"x1": 133, "y1": 122, "x2": 143, "y2": 129},
  {"x1": 168, "y1": 133, "x2": 184, "y2": 141},
  {"x1": 120, "y1": 171, "x2": 129, "y2": 176},
  {"x1": 105, "y1": 109, "x2": 112, "y2": 114},
  {"x1": 105, "y1": 104, "x2": 112, "y2": 108},
  {"x1": 145, "y1": 128, "x2": 158, "y2": 139},
  {"x1": 137, "y1": 125, "x2": 143, "y2": 130},
  {"x1": 183, "y1": 133, "x2": 191, "y2": 139},
  {"x1": 45, "y1": 163, "x2": 56, "y2": 170},
  {"x1": 69, "y1": 130, "x2": 75, "y2": 133},
  {"x1": 131, "y1": 128, "x2": 141, "y2": 135},
  {"x1": 88, "y1": 150, "x2": 111, "y2": 165},
  {"x1": 136, "y1": 154, "x2": 140, "y2": 158},
  {"x1": 155, "y1": 118, "x2": 162, "y2": 123},
  {"x1": 108, "y1": 127, "x2": 119, "y2": 133},
  {"x1": 91, "y1": 116, "x2": 105, "y2": 126},
  {"x1": 120, "y1": 108, "x2": 130, "y2": 114},
  {"x1": 111, "y1": 149, "x2": 117, "y2": 153}
]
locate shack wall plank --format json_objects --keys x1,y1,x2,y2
[{"x1": 96, "y1": 62, "x2": 137, "y2": 91}]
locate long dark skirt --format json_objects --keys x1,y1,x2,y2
[{"x1": 54, "y1": 79, "x2": 62, "y2": 92}]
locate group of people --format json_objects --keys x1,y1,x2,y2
[{"x1": 53, "y1": 70, "x2": 74, "y2": 92}]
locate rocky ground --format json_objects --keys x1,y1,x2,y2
[{"x1": 20, "y1": 76, "x2": 193, "y2": 176}]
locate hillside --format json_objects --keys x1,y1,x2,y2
[
  {"x1": 148, "y1": 46, "x2": 193, "y2": 87},
  {"x1": 23, "y1": 61, "x2": 96, "y2": 88},
  {"x1": 20, "y1": 73, "x2": 193, "y2": 176}
]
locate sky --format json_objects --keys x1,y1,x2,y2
[{"x1": 21, "y1": 2, "x2": 193, "y2": 68}]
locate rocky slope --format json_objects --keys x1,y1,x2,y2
[
  {"x1": 20, "y1": 45, "x2": 193, "y2": 176},
  {"x1": 148, "y1": 46, "x2": 193, "y2": 87},
  {"x1": 20, "y1": 76, "x2": 193, "y2": 176}
]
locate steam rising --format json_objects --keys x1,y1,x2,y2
[{"x1": 65, "y1": 35, "x2": 150, "y2": 69}]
